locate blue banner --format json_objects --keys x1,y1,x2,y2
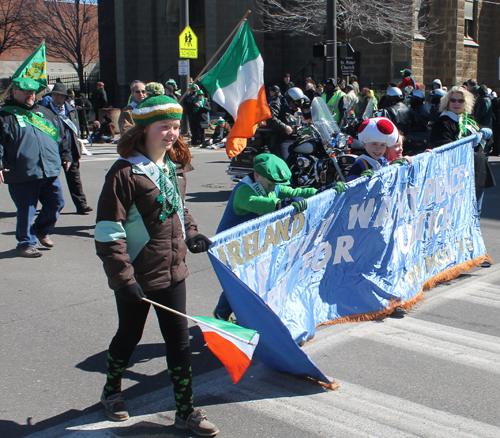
[{"x1": 208, "y1": 135, "x2": 488, "y2": 382}]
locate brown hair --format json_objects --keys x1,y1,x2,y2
[{"x1": 117, "y1": 124, "x2": 191, "y2": 166}]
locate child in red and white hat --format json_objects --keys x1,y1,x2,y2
[{"x1": 347, "y1": 117, "x2": 399, "y2": 181}]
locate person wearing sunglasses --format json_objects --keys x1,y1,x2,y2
[
  {"x1": 430, "y1": 86, "x2": 496, "y2": 260},
  {"x1": 118, "y1": 80, "x2": 147, "y2": 136},
  {"x1": 430, "y1": 86, "x2": 475, "y2": 148}
]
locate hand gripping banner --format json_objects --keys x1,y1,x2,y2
[{"x1": 208, "y1": 134, "x2": 490, "y2": 384}]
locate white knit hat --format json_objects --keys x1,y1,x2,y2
[{"x1": 358, "y1": 117, "x2": 399, "y2": 145}]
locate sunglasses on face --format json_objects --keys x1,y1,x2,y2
[
  {"x1": 450, "y1": 98, "x2": 465, "y2": 103},
  {"x1": 134, "y1": 89, "x2": 146, "y2": 94}
]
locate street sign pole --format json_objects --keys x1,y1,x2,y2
[
  {"x1": 326, "y1": 0, "x2": 337, "y2": 80},
  {"x1": 180, "y1": 0, "x2": 190, "y2": 135}
]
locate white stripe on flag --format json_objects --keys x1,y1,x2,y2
[
  {"x1": 212, "y1": 55, "x2": 265, "y2": 119},
  {"x1": 198, "y1": 322, "x2": 259, "y2": 361}
]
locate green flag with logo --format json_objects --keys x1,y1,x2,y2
[{"x1": 13, "y1": 41, "x2": 47, "y2": 93}]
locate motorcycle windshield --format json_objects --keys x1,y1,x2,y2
[{"x1": 311, "y1": 97, "x2": 340, "y2": 145}]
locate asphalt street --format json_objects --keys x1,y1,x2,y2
[{"x1": 1, "y1": 145, "x2": 500, "y2": 438}]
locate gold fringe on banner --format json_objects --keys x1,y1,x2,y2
[
  {"x1": 317, "y1": 379, "x2": 340, "y2": 391},
  {"x1": 317, "y1": 254, "x2": 493, "y2": 328},
  {"x1": 301, "y1": 255, "x2": 492, "y2": 390},
  {"x1": 303, "y1": 375, "x2": 340, "y2": 390}
]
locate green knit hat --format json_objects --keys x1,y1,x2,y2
[
  {"x1": 253, "y1": 153, "x2": 291, "y2": 184},
  {"x1": 132, "y1": 82, "x2": 183, "y2": 125}
]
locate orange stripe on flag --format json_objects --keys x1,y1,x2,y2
[
  {"x1": 225, "y1": 85, "x2": 272, "y2": 159},
  {"x1": 203, "y1": 331, "x2": 252, "y2": 384}
]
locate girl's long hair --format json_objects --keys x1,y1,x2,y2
[{"x1": 117, "y1": 124, "x2": 191, "y2": 165}]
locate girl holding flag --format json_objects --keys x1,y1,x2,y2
[{"x1": 95, "y1": 83, "x2": 219, "y2": 436}]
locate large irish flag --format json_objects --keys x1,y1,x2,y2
[
  {"x1": 200, "y1": 21, "x2": 271, "y2": 158},
  {"x1": 194, "y1": 316, "x2": 260, "y2": 384}
]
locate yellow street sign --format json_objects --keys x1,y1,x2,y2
[{"x1": 179, "y1": 26, "x2": 198, "y2": 59}]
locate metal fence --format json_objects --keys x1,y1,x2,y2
[
  {"x1": 0, "y1": 72, "x2": 100, "y2": 98},
  {"x1": 47, "y1": 73, "x2": 100, "y2": 96}
]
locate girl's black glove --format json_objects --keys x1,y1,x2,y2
[
  {"x1": 186, "y1": 234, "x2": 213, "y2": 253},
  {"x1": 115, "y1": 282, "x2": 146, "y2": 303}
]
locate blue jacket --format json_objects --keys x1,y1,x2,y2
[
  {"x1": 0, "y1": 98, "x2": 71, "y2": 184},
  {"x1": 216, "y1": 179, "x2": 262, "y2": 233}
]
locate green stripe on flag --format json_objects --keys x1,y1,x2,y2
[
  {"x1": 194, "y1": 316, "x2": 258, "y2": 344},
  {"x1": 200, "y1": 21, "x2": 260, "y2": 95}
]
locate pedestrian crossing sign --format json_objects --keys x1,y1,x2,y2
[{"x1": 179, "y1": 26, "x2": 198, "y2": 59}]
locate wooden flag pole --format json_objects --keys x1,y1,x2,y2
[
  {"x1": 178, "y1": 9, "x2": 252, "y2": 104},
  {"x1": 141, "y1": 297, "x2": 258, "y2": 345},
  {"x1": 0, "y1": 83, "x2": 13, "y2": 103}
]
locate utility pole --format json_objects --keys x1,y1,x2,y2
[
  {"x1": 180, "y1": 0, "x2": 190, "y2": 135},
  {"x1": 326, "y1": 0, "x2": 337, "y2": 80}
]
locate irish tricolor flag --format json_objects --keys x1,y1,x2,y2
[
  {"x1": 194, "y1": 316, "x2": 260, "y2": 384},
  {"x1": 141, "y1": 298, "x2": 259, "y2": 384},
  {"x1": 200, "y1": 21, "x2": 271, "y2": 158}
]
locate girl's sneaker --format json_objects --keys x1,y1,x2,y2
[
  {"x1": 174, "y1": 409, "x2": 219, "y2": 436},
  {"x1": 100, "y1": 390, "x2": 129, "y2": 421}
]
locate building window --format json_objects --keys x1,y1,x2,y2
[{"x1": 464, "y1": 0, "x2": 475, "y2": 38}]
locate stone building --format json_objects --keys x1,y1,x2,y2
[
  {"x1": 98, "y1": 0, "x2": 500, "y2": 108},
  {"x1": 337, "y1": 0, "x2": 500, "y2": 91}
]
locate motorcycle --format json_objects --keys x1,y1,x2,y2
[
  {"x1": 226, "y1": 97, "x2": 358, "y2": 187},
  {"x1": 341, "y1": 114, "x2": 366, "y2": 156}
]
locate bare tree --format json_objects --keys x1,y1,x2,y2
[
  {"x1": 30, "y1": 0, "x2": 99, "y2": 91},
  {"x1": 0, "y1": 0, "x2": 36, "y2": 58},
  {"x1": 255, "y1": 0, "x2": 440, "y2": 47}
]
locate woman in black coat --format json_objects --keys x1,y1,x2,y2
[{"x1": 430, "y1": 86, "x2": 495, "y2": 220}]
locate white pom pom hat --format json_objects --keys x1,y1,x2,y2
[{"x1": 358, "y1": 117, "x2": 399, "y2": 146}]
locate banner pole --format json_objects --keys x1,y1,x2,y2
[
  {"x1": 178, "y1": 10, "x2": 251, "y2": 103},
  {"x1": 141, "y1": 297, "x2": 257, "y2": 345}
]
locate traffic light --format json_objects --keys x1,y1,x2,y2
[{"x1": 313, "y1": 44, "x2": 326, "y2": 58}]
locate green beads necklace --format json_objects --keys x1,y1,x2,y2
[
  {"x1": 458, "y1": 113, "x2": 478, "y2": 139},
  {"x1": 149, "y1": 154, "x2": 183, "y2": 222}
]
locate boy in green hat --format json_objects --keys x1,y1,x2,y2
[{"x1": 214, "y1": 153, "x2": 328, "y2": 321}]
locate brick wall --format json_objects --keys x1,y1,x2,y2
[
  {"x1": 476, "y1": 1, "x2": 500, "y2": 86},
  {"x1": 424, "y1": 0, "x2": 461, "y2": 88}
]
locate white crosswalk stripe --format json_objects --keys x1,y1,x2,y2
[
  {"x1": 234, "y1": 380, "x2": 500, "y2": 438},
  {"x1": 24, "y1": 266, "x2": 500, "y2": 437}
]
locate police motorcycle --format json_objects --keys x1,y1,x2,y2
[
  {"x1": 341, "y1": 115, "x2": 366, "y2": 155},
  {"x1": 281, "y1": 96, "x2": 358, "y2": 186},
  {"x1": 227, "y1": 92, "x2": 356, "y2": 187}
]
